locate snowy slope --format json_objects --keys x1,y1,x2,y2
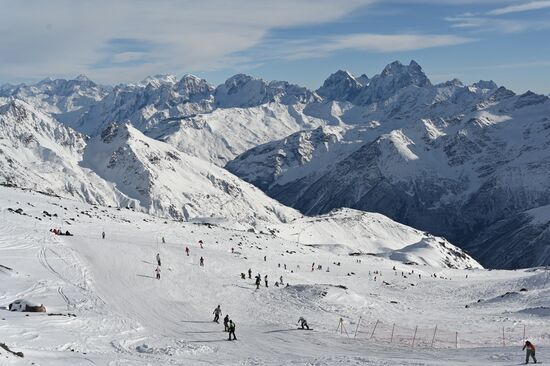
[
  {"x1": 0, "y1": 98, "x2": 132, "y2": 207},
  {"x1": 82, "y1": 122, "x2": 298, "y2": 224},
  {"x1": 1, "y1": 187, "x2": 548, "y2": 366},
  {"x1": 263, "y1": 208, "x2": 481, "y2": 269},
  {"x1": 0, "y1": 98, "x2": 297, "y2": 225}
]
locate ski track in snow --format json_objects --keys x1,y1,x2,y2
[{"x1": 0, "y1": 187, "x2": 549, "y2": 365}]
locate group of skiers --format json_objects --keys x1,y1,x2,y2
[{"x1": 213, "y1": 305, "x2": 236, "y2": 340}]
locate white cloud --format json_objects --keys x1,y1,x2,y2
[
  {"x1": 445, "y1": 15, "x2": 550, "y2": 33},
  {"x1": 267, "y1": 33, "x2": 475, "y2": 60},
  {"x1": 488, "y1": 1, "x2": 550, "y2": 15},
  {"x1": 0, "y1": 0, "x2": 373, "y2": 83}
]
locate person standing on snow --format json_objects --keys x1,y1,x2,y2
[
  {"x1": 185, "y1": 246, "x2": 190, "y2": 256},
  {"x1": 162, "y1": 237, "x2": 165, "y2": 244},
  {"x1": 200, "y1": 257, "x2": 204, "y2": 266},
  {"x1": 199, "y1": 240, "x2": 203, "y2": 249},
  {"x1": 213, "y1": 305, "x2": 222, "y2": 323},
  {"x1": 264, "y1": 275, "x2": 268, "y2": 287},
  {"x1": 156, "y1": 253, "x2": 161, "y2": 266},
  {"x1": 102, "y1": 231, "x2": 105, "y2": 239},
  {"x1": 279, "y1": 275, "x2": 283, "y2": 285},
  {"x1": 255, "y1": 274, "x2": 261, "y2": 289},
  {"x1": 248, "y1": 268, "x2": 252, "y2": 279},
  {"x1": 155, "y1": 265, "x2": 161, "y2": 280},
  {"x1": 228, "y1": 319, "x2": 237, "y2": 340},
  {"x1": 523, "y1": 340, "x2": 537, "y2": 364},
  {"x1": 223, "y1": 314, "x2": 230, "y2": 331},
  {"x1": 298, "y1": 317, "x2": 309, "y2": 330}
]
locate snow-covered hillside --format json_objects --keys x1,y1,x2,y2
[
  {"x1": 0, "y1": 99, "x2": 297, "y2": 225},
  {"x1": 1, "y1": 186, "x2": 548, "y2": 365}
]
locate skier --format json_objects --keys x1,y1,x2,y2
[
  {"x1": 228, "y1": 319, "x2": 237, "y2": 340},
  {"x1": 102, "y1": 231, "x2": 105, "y2": 239},
  {"x1": 213, "y1": 305, "x2": 222, "y2": 323},
  {"x1": 264, "y1": 274, "x2": 268, "y2": 287},
  {"x1": 185, "y1": 246, "x2": 190, "y2": 256},
  {"x1": 155, "y1": 265, "x2": 161, "y2": 280},
  {"x1": 248, "y1": 268, "x2": 252, "y2": 279},
  {"x1": 298, "y1": 317, "x2": 309, "y2": 330},
  {"x1": 200, "y1": 257, "x2": 204, "y2": 266},
  {"x1": 223, "y1": 314, "x2": 230, "y2": 331},
  {"x1": 523, "y1": 340, "x2": 537, "y2": 364},
  {"x1": 156, "y1": 253, "x2": 161, "y2": 266}
]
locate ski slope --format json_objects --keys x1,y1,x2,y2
[{"x1": 1, "y1": 186, "x2": 549, "y2": 365}]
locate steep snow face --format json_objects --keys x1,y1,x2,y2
[
  {"x1": 76, "y1": 74, "x2": 215, "y2": 136},
  {"x1": 0, "y1": 75, "x2": 109, "y2": 125},
  {"x1": 82, "y1": 123, "x2": 299, "y2": 224},
  {"x1": 160, "y1": 103, "x2": 329, "y2": 166},
  {"x1": 0, "y1": 99, "x2": 131, "y2": 206},
  {"x1": 214, "y1": 74, "x2": 319, "y2": 108},
  {"x1": 316, "y1": 70, "x2": 363, "y2": 102},
  {"x1": 266, "y1": 208, "x2": 481, "y2": 269}
]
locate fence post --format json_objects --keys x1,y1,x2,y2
[
  {"x1": 412, "y1": 326, "x2": 418, "y2": 348},
  {"x1": 354, "y1": 316, "x2": 361, "y2": 339},
  {"x1": 370, "y1": 320, "x2": 379, "y2": 340},
  {"x1": 390, "y1": 323, "x2": 395, "y2": 343},
  {"x1": 502, "y1": 326, "x2": 505, "y2": 347},
  {"x1": 431, "y1": 325, "x2": 437, "y2": 348},
  {"x1": 523, "y1": 324, "x2": 526, "y2": 342},
  {"x1": 455, "y1": 332, "x2": 458, "y2": 349}
]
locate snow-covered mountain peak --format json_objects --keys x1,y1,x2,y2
[
  {"x1": 472, "y1": 80, "x2": 498, "y2": 90},
  {"x1": 215, "y1": 74, "x2": 318, "y2": 107},
  {"x1": 316, "y1": 70, "x2": 363, "y2": 102},
  {"x1": 354, "y1": 60, "x2": 432, "y2": 105},
  {"x1": 139, "y1": 74, "x2": 179, "y2": 87}
]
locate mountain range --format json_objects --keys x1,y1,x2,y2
[{"x1": 1, "y1": 60, "x2": 549, "y2": 269}]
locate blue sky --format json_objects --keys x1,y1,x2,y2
[{"x1": 1, "y1": 0, "x2": 549, "y2": 94}]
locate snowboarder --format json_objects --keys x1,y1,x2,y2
[
  {"x1": 228, "y1": 319, "x2": 236, "y2": 340},
  {"x1": 248, "y1": 268, "x2": 252, "y2": 279},
  {"x1": 102, "y1": 231, "x2": 105, "y2": 239},
  {"x1": 523, "y1": 340, "x2": 537, "y2": 364},
  {"x1": 264, "y1": 275, "x2": 268, "y2": 287},
  {"x1": 213, "y1": 305, "x2": 222, "y2": 323},
  {"x1": 223, "y1": 314, "x2": 229, "y2": 331},
  {"x1": 155, "y1": 265, "x2": 161, "y2": 280},
  {"x1": 185, "y1": 246, "x2": 190, "y2": 256},
  {"x1": 156, "y1": 253, "x2": 161, "y2": 266},
  {"x1": 298, "y1": 317, "x2": 309, "y2": 330},
  {"x1": 200, "y1": 257, "x2": 204, "y2": 266}
]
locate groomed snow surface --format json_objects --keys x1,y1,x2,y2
[{"x1": 1, "y1": 187, "x2": 549, "y2": 365}]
